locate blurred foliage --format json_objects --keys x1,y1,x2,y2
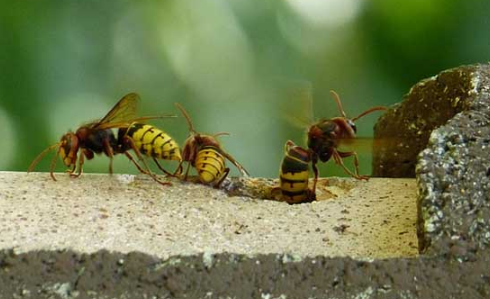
[{"x1": 0, "y1": 0, "x2": 489, "y2": 178}]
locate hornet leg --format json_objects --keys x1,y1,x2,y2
[
  {"x1": 311, "y1": 160, "x2": 319, "y2": 196},
  {"x1": 70, "y1": 152, "x2": 85, "y2": 178},
  {"x1": 183, "y1": 162, "x2": 191, "y2": 181},
  {"x1": 102, "y1": 139, "x2": 114, "y2": 175},
  {"x1": 124, "y1": 136, "x2": 171, "y2": 186},
  {"x1": 152, "y1": 157, "x2": 174, "y2": 176},
  {"x1": 49, "y1": 147, "x2": 62, "y2": 181},
  {"x1": 333, "y1": 149, "x2": 368, "y2": 180},
  {"x1": 215, "y1": 168, "x2": 230, "y2": 188},
  {"x1": 124, "y1": 152, "x2": 149, "y2": 174}
]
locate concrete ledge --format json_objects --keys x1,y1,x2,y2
[
  {"x1": 1, "y1": 172, "x2": 423, "y2": 298},
  {"x1": 0, "y1": 172, "x2": 416, "y2": 259}
]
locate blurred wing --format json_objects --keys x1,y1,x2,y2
[
  {"x1": 91, "y1": 93, "x2": 140, "y2": 129},
  {"x1": 297, "y1": 83, "x2": 315, "y2": 124},
  {"x1": 95, "y1": 115, "x2": 177, "y2": 130},
  {"x1": 338, "y1": 137, "x2": 402, "y2": 153},
  {"x1": 280, "y1": 81, "x2": 315, "y2": 129}
]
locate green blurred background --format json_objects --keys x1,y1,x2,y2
[{"x1": 1, "y1": 0, "x2": 489, "y2": 178}]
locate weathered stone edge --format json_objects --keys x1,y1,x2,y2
[
  {"x1": 1, "y1": 249, "x2": 489, "y2": 299},
  {"x1": 373, "y1": 64, "x2": 479, "y2": 178},
  {"x1": 416, "y1": 64, "x2": 490, "y2": 257}
]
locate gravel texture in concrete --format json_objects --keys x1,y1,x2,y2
[
  {"x1": 416, "y1": 64, "x2": 490, "y2": 257},
  {"x1": 1, "y1": 249, "x2": 489, "y2": 299},
  {"x1": 0, "y1": 172, "x2": 417, "y2": 260}
]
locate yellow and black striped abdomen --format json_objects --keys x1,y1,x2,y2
[
  {"x1": 280, "y1": 155, "x2": 310, "y2": 203},
  {"x1": 124, "y1": 124, "x2": 181, "y2": 161},
  {"x1": 195, "y1": 146, "x2": 226, "y2": 184}
]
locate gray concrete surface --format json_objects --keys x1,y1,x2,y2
[{"x1": 0, "y1": 171, "x2": 417, "y2": 259}]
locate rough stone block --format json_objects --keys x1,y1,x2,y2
[
  {"x1": 373, "y1": 65, "x2": 482, "y2": 178},
  {"x1": 416, "y1": 64, "x2": 490, "y2": 256}
]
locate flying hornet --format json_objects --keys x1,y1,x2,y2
[
  {"x1": 273, "y1": 140, "x2": 315, "y2": 204},
  {"x1": 281, "y1": 85, "x2": 387, "y2": 197},
  {"x1": 28, "y1": 93, "x2": 181, "y2": 185},
  {"x1": 175, "y1": 103, "x2": 249, "y2": 187},
  {"x1": 306, "y1": 90, "x2": 386, "y2": 193}
]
